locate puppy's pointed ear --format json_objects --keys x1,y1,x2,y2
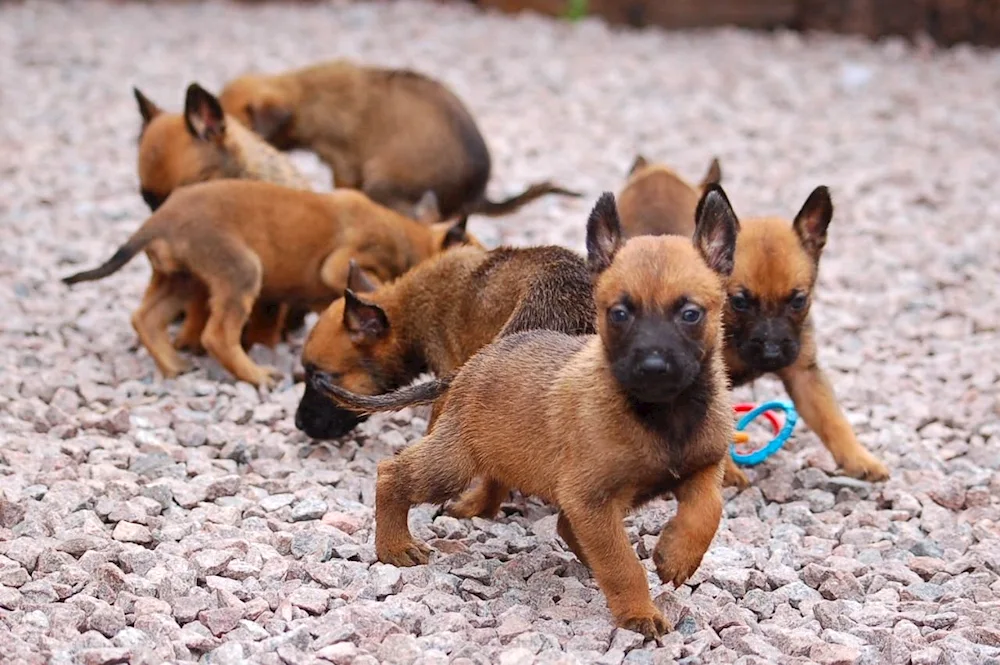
[
  {"x1": 346, "y1": 259, "x2": 378, "y2": 294},
  {"x1": 442, "y1": 215, "x2": 470, "y2": 249},
  {"x1": 586, "y1": 192, "x2": 623, "y2": 276},
  {"x1": 700, "y1": 157, "x2": 722, "y2": 188},
  {"x1": 413, "y1": 190, "x2": 441, "y2": 224},
  {"x1": 184, "y1": 83, "x2": 226, "y2": 144},
  {"x1": 694, "y1": 184, "x2": 739, "y2": 277},
  {"x1": 134, "y1": 87, "x2": 162, "y2": 126},
  {"x1": 628, "y1": 154, "x2": 649, "y2": 176},
  {"x1": 793, "y1": 186, "x2": 833, "y2": 263},
  {"x1": 343, "y1": 289, "x2": 389, "y2": 343}
]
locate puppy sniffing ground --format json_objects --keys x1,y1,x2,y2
[
  {"x1": 318, "y1": 189, "x2": 739, "y2": 637},
  {"x1": 296, "y1": 241, "x2": 596, "y2": 441}
]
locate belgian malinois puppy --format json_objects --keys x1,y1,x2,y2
[
  {"x1": 619, "y1": 173, "x2": 888, "y2": 484},
  {"x1": 315, "y1": 189, "x2": 738, "y2": 638},
  {"x1": 134, "y1": 83, "x2": 311, "y2": 211},
  {"x1": 295, "y1": 243, "x2": 596, "y2": 441},
  {"x1": 617, "y1": 155, "x2": 721, "y2": 239},
  {"x1": 218, "y1": 60, "x2": 580, "y2": 218},
  {"x1": 134, "y1": 82, "x2": 314, "y2": 342},
  {"x1": 62, "y1": 180, "x2": 477, "y2": 386}
]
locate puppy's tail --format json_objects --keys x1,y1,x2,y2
[
  {"x1": 469, "y1": 181, "x2": 582, "y2": 217},
  {"x1": 313, "y1": 371, "x2": 451, "y2": 415},
  {"x1": 61, "y1": 221, "x2": 162, "y2": 285}
]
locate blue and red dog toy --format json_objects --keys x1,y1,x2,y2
[{"x1": 730, "y1": 400, "x2": 799, "y2": 466}]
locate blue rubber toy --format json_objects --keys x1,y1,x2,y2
[{"x1": 730, "y1": 400, "x2": 798, "y2": 466}]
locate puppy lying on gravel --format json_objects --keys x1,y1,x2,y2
[
  {"x1": 62, "y1": 180, "x2": 477, "y2": 387},
  {"x1": 621, "y1": 172, "x2": 888, "y2": 485},
  {"x1": 618, "y1": 154, "x2": 721, "y2": 239},
  {"x1": 134, "y1": 82, "x2": 314, "y2": 344},
  {"x1": 218, "y1": 60, "x2": 580, "y2": 218},
  {"x1": 316, "y1": 190, "x2": 737, "y2": 639},
  {"x1": 296, "y1": 243, "x2": 596, "y2": 441}
]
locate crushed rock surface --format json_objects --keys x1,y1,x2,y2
[{"x1": 1, "y1": 1, "x2": 999, "y2": 664}]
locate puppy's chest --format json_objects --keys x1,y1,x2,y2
[{"x1": 626, "y1": 448, "x2": 699, "y2": 507}]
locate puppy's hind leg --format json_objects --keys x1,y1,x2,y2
[
  {"x1": 376, "y1": 429, "x2": 476, "y2": 567},
  {"x1": 197, "y1": 255, "x2": 278, "y2": 387},
  {"x1": 447, "y1": 480, "x2": 509, "y2": 520},
  {"x1": 132, "y1": 272, "x2": 191, "y2": 378},
  {"x1": 174, "y1": 279, "x2": 210, "y2": 354}
]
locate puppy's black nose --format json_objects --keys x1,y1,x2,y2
[
  {"x1": 637, "y1": 353, "x2": 672, "y2": 376},
  {"x1": 762, "y1": 342, "x2": 782, "y2": 360}
]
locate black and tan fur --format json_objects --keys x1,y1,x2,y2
[
  {"x1": 315, "y1": 190, "x2": 738, "y2": 639},
  {"x1": 218, "y1": 60, "x2": 580, "y2": 218}
]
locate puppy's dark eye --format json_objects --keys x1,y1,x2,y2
[
  {"x1": 679, "y1": 305, "x2": 703, "y2": 325},
  {"x1": 730, "y1": 293, "x2": 751, "y2": 312},
  {"x1": 789, "y1": 293, "x2": 808, "y2": 311},
  {"x1": 608, "y1": 304, "x2": 632, "y2": 324}
]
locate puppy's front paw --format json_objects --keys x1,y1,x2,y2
[
  {"x1": 619, "y1": 608, "x2": 671, "y2": 639},
  {"x1": 840, "y1": 449, "x2": 889, "y2": 482},
  {"x1": 653, "y1": 533, "x2": 705, "y2": 588},
  {"x1": 377, "y1": 539, "x2": 431, "y2": 567},
  {"x1": 161, "y1": 358, "x2": 193, "y2": 379},
  {"x1": 247, "y1": 365, "x2": 283, "y2": 389}
]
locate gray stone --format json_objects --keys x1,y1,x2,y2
[{"x1": 291, "y1": 498, "x2": 328, "y2": 522}]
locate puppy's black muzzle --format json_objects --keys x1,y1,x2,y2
[
  {"x1": 739, "y1": 330, "x2": 800, "y2": 374},
  {"x1": 295, "y1": 377, "x2": 367, "y2": 440}
]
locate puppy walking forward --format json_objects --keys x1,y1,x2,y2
[
  {"x1": 618, "y1": 159, "x2": 888, "y2": 484},
  {"x1": 318, "y1": 190, "x2": 738, "y2": 637}
]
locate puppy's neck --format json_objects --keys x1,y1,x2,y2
[{"x1": 389, "y1": 256, "x2": 475, "y2": 377}]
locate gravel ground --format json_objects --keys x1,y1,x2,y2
[{"x1": 2, "y1": 1, "x2": 1000, "y2": 664}]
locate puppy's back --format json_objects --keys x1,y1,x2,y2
[
  {"x1": 617, "y1": 166, "x2": 701, "y2": 239},
  {"x1": 473, "y1": 246, "x2": 597, "y2": 338}
]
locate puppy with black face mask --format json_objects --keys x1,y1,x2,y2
[
  {"x1": 716, "y1": 187, "x2": 889, "y2": 486},
  {"x1": 613, "y1": 178, "x2": 888, "y2": 486},
  {"x1": 314, "y1": 191, "x2": 737, "y2": 638}
]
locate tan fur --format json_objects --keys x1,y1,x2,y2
[
  {"x1": 63, "y1": 180, "x2": 478, "y2": 387},
  {"x1": 218, "y1": 61, "x2": 578, "y2": 218},
  {"x1": 616, "y1": 175, "x2": 888, "y2": 485},
  {"x1": 134, "y1": 84, "x2": 313, "y2": 349},
  {"x1": 617, "y1": 156, "x2": 721, "y2": 239},
  {"x1": 137, "y1": 103, "x2": 310, "y2": 199},
  {"x1": 721, "y1": 216, "x2": 888, "y2": 486},
  {"x1": 317, "y1": 194, "x2": 738, "y2": 638},
  {"x1": 303, "y1": 244, "x2": 595, "y2": 394}
]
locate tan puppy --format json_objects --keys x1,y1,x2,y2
[
  {"x1": 315, "y1": 189, "x2": 738, "y2": 638},
  {"x1": 622, "y1": 174, "x2": 888, "y2": 485},
  {"x1": 62, "y1": 180, "x2": 476, "y2": 386},
  {"x1": 717, "y1": 188, "x2": 888, "y2": 485},
  {"x1": 295, "y1": 243, "x2": 596, "y2": 441},
  {"x1": 134, "y1": 82, "x2": 313, "y2": 342},
  {"x1": 617, "y1": 155, "x2": 721, "y2": 239},
  {"x1": 218, "y1": 60, "x2": 580, "y2": 218},
  {"x1": 134, "y1": 83, "x2": 311, "y2": 211}
]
